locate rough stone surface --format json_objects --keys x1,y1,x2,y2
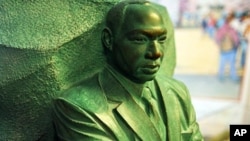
[{"x1": 0, "y1": 0, "x2": 176, "y2": 140}]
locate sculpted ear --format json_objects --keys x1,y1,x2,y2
[{"x1": 101, "y1": 27, "x2": 113, "y2": 51}]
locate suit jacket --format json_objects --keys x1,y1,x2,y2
[{"x1": 53, "y1": 68, "x2": 204, "y2": 141}]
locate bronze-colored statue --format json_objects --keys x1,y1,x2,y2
[{"x1": 53, "y1": 0, "x2": 204, "y2": 141}]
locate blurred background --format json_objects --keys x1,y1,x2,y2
[{"x1": 152, "y1": 0, "x2": 250, "y2": 141}]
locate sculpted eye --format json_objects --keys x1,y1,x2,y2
[
  {"x1": 158, "y1": 35, "x2": 167, "y2": 43},
  {"x1": 129, "y1": 36, "x2": 148, "y2": 44},
  {"x1": 134, "y1": 37, "x2": 147, "y2": 42}
]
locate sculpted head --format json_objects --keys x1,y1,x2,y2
[{"x1": 102, "y1": 0, "x2": 168, "y2": 83}]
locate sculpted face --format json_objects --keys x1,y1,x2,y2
[{"x1": 111, "y1": 4, "x2": 167, "y2": 83}]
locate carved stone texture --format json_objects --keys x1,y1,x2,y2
[
  {"x1": 0, "y1": 0, "x2": 117, "y2": 140},
  {"x1": 0, "y1": 0, "x2": 176, "y2": 140}
]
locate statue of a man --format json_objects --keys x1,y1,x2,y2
[{"x1": 53, "y1": 0, "x2": 204, "y2": 141}]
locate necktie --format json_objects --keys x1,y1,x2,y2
[
  {"x1": 141, "y1": 86, "x2": 160, "y2": 118},
  {"x1": 141, "y1": 86, "x2": 166, "y2": 140}
]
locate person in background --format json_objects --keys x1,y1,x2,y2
[
  {"x1": 215, "y1": 13, "x2": 240, "y2": 82},
  {"x1": 216, "y1": 13, "x2": 226, "y2": 29},
  {"x1": 201, "y1": 15, "x2": 208, "y2": 35},
  {"x1": 243, "y1": 12, "x2": 250, "y2": 40},
  {"x1": 239, "y1": 11, "x2": 250, "y2": 69},
  {"x1": 207, "y1": 12, "x2": 217, "y2": 38}
]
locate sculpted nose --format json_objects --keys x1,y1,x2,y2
[{"x1": 145, "y1": 41, "x2": 163, "y2": 60}]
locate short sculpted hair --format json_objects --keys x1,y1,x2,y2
[{"x1": 105, "y1": 0, "x2": 150, "y2": 35}]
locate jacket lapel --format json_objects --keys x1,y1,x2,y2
[
  {"x1": 98, "y1": 68, "x2": 161, "y2": 141},
  {"x1": 156, "y1": 77, "x2": 182, "y2": 141},
  {"x1": 116, "y1": 96, "x2": 161, "y2": 141}
]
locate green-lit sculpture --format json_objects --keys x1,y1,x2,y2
[{"x1": 53, "y1": 0, "x2": 204, "y2": 141}]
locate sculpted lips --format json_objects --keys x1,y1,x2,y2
[{"x1": 141, "y1": 64, "x2": 160, "y2": 74}]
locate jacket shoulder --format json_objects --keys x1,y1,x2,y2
[
  {"x1": 156, "y1": 75, "x2": 188, "y2": 94},
  {"x1": 156, "y1": 75, "x2": 191, "y2": 103},
  {"x1": 55, "y1": 73, "x2": 108, "y2": 113}
]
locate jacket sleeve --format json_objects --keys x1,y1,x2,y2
[
  {"x1": 180, "y1": 82, "x2": 204, "y2": 141},
  {"x1": 52, "y1": 98, "x2": 115, "y2": 141},
  {"x1": 158, "y1": 76, "x2": 204, "y2": 141}
]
